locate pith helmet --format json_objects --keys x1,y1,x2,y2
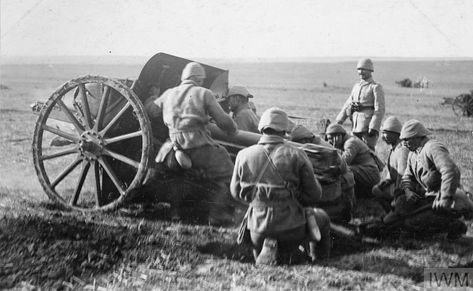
[
  {"x1": 258, "y1": 107, "x2": 289, "y2": 133},
  {"x1": 381, "y1": 116, "x2": 403, "y2": 133},
  {"x1": 400, "y1": 119, "x2": 431, "y2": 139},
  {"x1": 357, "y1": 58, "x2": 374, "y2": 72},
  {"x1": 181, "y1": 62, "x2": 206, "y2": 81},
  {"x1": 325, "y1": 124, "x2": 347, "y2": 135},
  {"x1": 291, "y1": 125, "x2": 314, "y2": 141},
  {"x1": 227, "y1": 86, "x2": 253, "y2": 98}
]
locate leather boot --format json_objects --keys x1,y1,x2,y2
[{"x1": 256, "y1": 238, "x2": 278, "y2": 266}]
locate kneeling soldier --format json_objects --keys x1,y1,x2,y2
[
  {"x1": 230, "y1": 107, "x2": 331, "y2": 265},
  {"x1": 377, "y1": 120, "x2": 471, "y2": 240},
  {"x1": 371, "y1": 116, "x2": 409, "y2": 211},
  {"x1": 326, "y1": 124, "x2": 381, "y2": 198}
]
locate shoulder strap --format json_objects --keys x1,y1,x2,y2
[{"x1": 261, "y1": 144, "x2": 294, "y2": 192}]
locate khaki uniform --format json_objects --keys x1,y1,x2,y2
[
  {"x1": 299, "y1": 141, "x2": 355, "y2": 223},
  {"x1": 336, "y1": 78, "x2": 385, "y2": 150},
  {"x1": 341, "y1": 135, "x2": 381, "y2": 197},
  {"x1": 402, "y1": 139, "x2": 460, "y2": 199},
  {"x1": 153, "y1": 80, "x2": 238, "y2": 220},
  {"x1": 386, "y1": 139, "x2": 465, "y2": 234},
  {"x1": 232, "y1": 103, "x2": 260, "y2": 133},
  {"x1": 231, "y1": 135, "x2": 323, "y2": 233},
  {"x1": 372, "y1": 142, "x2": 410, "y2": 201}
]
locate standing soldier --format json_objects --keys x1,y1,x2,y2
[
  {"x1": 372, "y1": 116, "x2": 410, "y2": 211},
  {"x1": 226, "y1": 86, "x2": 260, "y2": 133},
  {"x1": 335, "y1": 58, "x2": 385, "y2": 151},
  {"x1": 231, "y1": 107, "x2": 331, "y2": 265},
  {"x1": 325, "y1": 124, "x2": 381, "y2": 198},
  {"x1": 150, "y1": 62, "x2": 239, "y2": 226}
]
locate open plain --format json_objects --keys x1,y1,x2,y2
[{"x1": 1, "y1": 59, "x2": 472, "y2": 290}]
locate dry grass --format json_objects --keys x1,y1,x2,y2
[{"x1": 1, "y1": 61, "x2": 473, "y2": 290}]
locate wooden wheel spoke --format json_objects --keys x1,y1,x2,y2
[
  {"x1": 78, "y1": 84, "x2": 93, "y2": 129},
  {"x1": 102, "y1": 149, "x2": 140, "y2": 169},
  {"x1": 94, "y1": 85, "x2": 110, "y2": 131},
  {"x1": 98, "y1": 158, "x2": 125, "y2": 195},
  {"x1": 104, "y1": 130, "x2": 142, "y2": 145},
  {"x1": 41, "y1": 147, "x2": 78, "y2": 161},
  {"x1": 42, "y1": 125, "x2": 79, "y2": 142},
  {"x1": 94, "y1": 161, "x2": 103, "y2": 206},
  {"x1": 99, "y1": 102, "x2": 131, "y2": 136},
  {"x1": 70, "y1": 161, "x2": 91, "y2": 206},
  {"x1": 51, "y1": 156, "x2": 82, "y2": 189},
  {"x1": 56, "y1": 99, "x2": 85, "y2": 133}
]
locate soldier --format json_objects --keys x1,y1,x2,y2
[
  {"x1": 226, "y1": 86, "x2": 260, "y2": 133},
  {"x1": 325, "y1": 124, "x2": 381, "y2": 198},
  {"x1": 150, "y1": 62, "x2": 239, "y2": 226},
  {"x1": 291, "y1": 124, "x2": 355, "y2": 222},
  {"x1": 290, "y1": 124, "x2": 331, "y2": 146},
  {"x1": 371, "y1": 116, "x2": 410, "y2": 211},
  {"x1": 378, "y1": 120, "x2": 469, "y2": 240},
  {"x1": 230, "y1": 107, "x2": 331, "y2": 265},
  {"x1": 335, "y1": 58, "x2": 385, "y2": 151}
]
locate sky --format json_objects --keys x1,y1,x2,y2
[{"x1": 1, "y1": 0, "x2": 473, "y2": 59}]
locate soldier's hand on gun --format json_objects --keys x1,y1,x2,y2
[
  {"x1": 405, "y1": 189, "x2": 422, "y2": 202},
  {"x1": 432, "y1": 195, "x2": 453, "y2": 211}
]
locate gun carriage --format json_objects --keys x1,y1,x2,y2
[{"x1": 31, "y1": 53, "x2": 343, "y2": 216}]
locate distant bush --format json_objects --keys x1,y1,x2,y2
[
  {"x1": 0, "y1": 84, "x2": 10, "y2": 90},
  {"x1": 395, "y1": 77, "x2": 431, "y2": 88}
]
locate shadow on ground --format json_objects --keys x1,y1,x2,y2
[{"x1": 0, "y1": 214, "x2": 137, "y2": 289}]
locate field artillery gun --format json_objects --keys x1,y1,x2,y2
[
  {"x1": 441, "y1": 91, "x2": 473, "y2": 117},
  {"x1": 31, "y1": 53, "x2": 346, "y2": 224}
]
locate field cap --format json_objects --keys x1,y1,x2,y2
[
  {"x1": 400, "y1": 119, "x2": 431, "y2": 139},
  {"x1": 381, "y1": 116, "x2": 403, "y2": 133},
  {"x1": 227, "y1": 86, "x2": 253, "y2": 98},
  {"x1": 258, "y1": 107, "x2": 289, "y2": 133},
  {"x1": 181, "y1": 62, "x2": 206, "y2": 81},
  {"x1": 357, "y1": 58, "x2": 374, "y2": 72},
  {"x1": 291, "y1": 125, "x2": 314, "y2": 141},
  {"x1": 326, "y1": 124, "x2": 347, "y2": 135}
]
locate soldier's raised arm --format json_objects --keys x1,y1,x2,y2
[{"x1": 205, "y1": 91, "x2": 238, "y2": 136}]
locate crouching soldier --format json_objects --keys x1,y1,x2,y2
[
  {"x1": 376, "y1": 120, "x2": 472, "y2": 240},
  {"x1": 230, "y1": 108, "x2": 331, "y2": 265},
  {"x1": 291, "y1": 125, "x2": 356, "y2": 223},
  {"x1": 325, "y1": 124, "x2": 381, "y2": 198},
  {"x1": 149, "y1": 62, "x2": 239, "y2": 226},
  {"x1": 371, "y1": 116, "x2": 409, "y2": 211},
  {"x1": 226, "y1": 86, "x2": 260, "y2": 133}
]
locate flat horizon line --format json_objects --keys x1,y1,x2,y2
[{"x1": 2, "y1": 54, "x2": 473, "y2": 65}]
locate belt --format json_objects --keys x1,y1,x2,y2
[
  {"x1": 352, "y1": 105, "x2": 375, "y2": 112},
  {"x1": 250, "y1": 199, "x2": 297, "y2": 207}
]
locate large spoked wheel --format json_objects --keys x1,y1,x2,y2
[{"x1": 32, "y1": 76, "x2": 152, "y2": 211}]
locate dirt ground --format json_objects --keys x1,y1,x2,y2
[{"x1": 1, "y1": 61, "x2": 473, "y2": 290}]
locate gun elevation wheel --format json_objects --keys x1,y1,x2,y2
[{"x1": 32, "y1": 76, "x2": 152, "y2": 211}]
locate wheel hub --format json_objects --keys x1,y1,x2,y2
[{"x1": 79, "y1": 130, "x2": 104, "y2": 160}]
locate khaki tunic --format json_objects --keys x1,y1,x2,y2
[
  {"x1": 336, "y1": 78, "x2": 385, "y2": 133},
  {"x1": 376, "y1": 142, "x2": 410, "y2": 197},
  {"x1": 342, "y1": 136, "x2": 380, "y2": 188},
  {"x1": 230, "y1": 135, "x2": 322, "y2": 234},
  {"x1": 232, "y1": 103, "x2": 260, "y2": 133},
  {"x1": 154, "y1": 79, "x2": 237, "y2": 149},
  {"x1": 153, "y1": 80, "x2": 237, "y2": 180},
  {"x1": 401, "y1": 139, "x2": 460, "y2": 200}
]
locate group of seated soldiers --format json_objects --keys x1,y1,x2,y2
[{"x1": 146, "y1": 62, "x2": 473, "y2": 266}]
